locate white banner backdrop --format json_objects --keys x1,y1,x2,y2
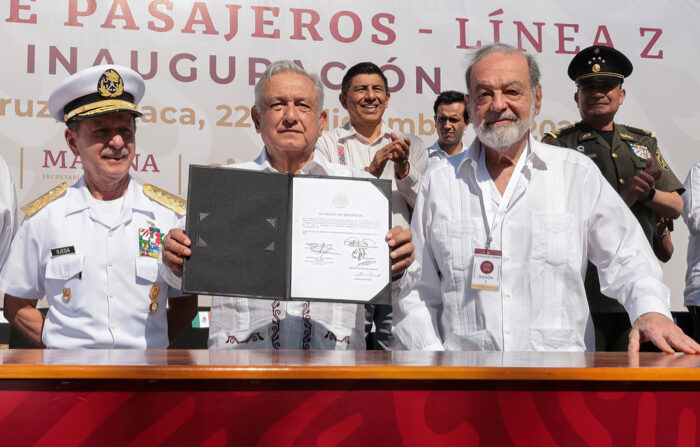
[{"x1": 1, "y1": 0, "x2": 698, "y2": 310}]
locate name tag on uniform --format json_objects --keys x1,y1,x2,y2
[
  {"x1": 51, "y1": 246, "x2": 75, "y2": 256},
  {"x1": 471, "y1": 248, "x2": 502, "y2": 291},
  {"x1": 139, "y1": 227, "x2": 162, "y2": 258}
]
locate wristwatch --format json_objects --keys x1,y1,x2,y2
[
  {"x1": 642, "y1": 187, "x2": 656, "y2": 202},
  {"x1": 654, "y1": 227, "x2": 668, "y2": 239}
]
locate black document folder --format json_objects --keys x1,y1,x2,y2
[{"x1": 182, "y1": 165, "x2": 392, "y2": 304}]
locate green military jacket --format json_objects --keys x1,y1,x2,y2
[
  {"x1": 542, "y1": 122, "x2": 684, "y2": 244},
  {"x1": 543, "y1": 122, "x2": 684, "y2": 317}
]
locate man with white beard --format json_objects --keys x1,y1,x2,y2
[{"x1": 392, "y1": 43, "x2": 698, "y2": 353}]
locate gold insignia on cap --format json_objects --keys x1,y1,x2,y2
[
  {"x1": 64, "y1": 99, "x2": 138, "y2": 123},
  {"x1": 592, "y1": 64, "x2": 601, "y2": 73},
  {"x1": 21, "y1": 182, "x2": 68, "y2": 216},
  {"x1": 143, "y1": 184, "x2": 187, "y2": 216},
  {"x1": 97, "y1": 69, "x2": 125, "y2": 98}
]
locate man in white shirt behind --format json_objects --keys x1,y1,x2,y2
[
  {"x1": 0, "y1": 155, "x2": 17, "y2": 271},
  {"x1": 683, "y1": 161, "x2": 700, "y2": 342},
  {"x1": 426, "y1": 90, "x2": 470, "y2": 167},
  {"x1": 316, "y1": 62, "x2": 428, "y2": 349},
  {"x1": 393, "y1": 43, "x2": 698, "y2": 353}
]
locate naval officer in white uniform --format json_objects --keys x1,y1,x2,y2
[{"x1": 0, "y1": 65, "x2": 197, "y2": 348}]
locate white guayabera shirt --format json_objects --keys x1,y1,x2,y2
[
  {"x1": 393, "y1": 134, "x2": 670, "y2": 352},
  {"x1": 683, "y1": 161, "x2": 700, "y2": 307},
  {"x1": 0, "y1": 155, "x2": 17, "y2": 271},
  {"x1": 163, "y1": 149, "x2": 399, "y2": 350}
]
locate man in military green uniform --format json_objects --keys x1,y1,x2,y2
[{"x1": 542, "y1": 45, "x2": 685, "y2": 350}]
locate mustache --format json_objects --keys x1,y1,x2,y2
[
  {"x1": 484, "y1": 111, "x2": 518, "y2": 125},
  {"x1": 100, "y1": 147, "x2": 130, "y2": 157}
]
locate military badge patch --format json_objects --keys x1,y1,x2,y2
[
  {"x1": 139, "y1": 227, "x2": 162, "y2": 258},
  {"x1": 629, "y1": 143, "x2": 652, "y2": 160},
  {"x1": 97, "y1": 69, "x2": 124, "y2": 98},
  {"x1": 655, "y1": 149, "x2": 670, "y2": 170}
]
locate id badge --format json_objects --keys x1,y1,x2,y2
[{"x1": 471, "y1": 248, "x2": 502, "y2": 291}]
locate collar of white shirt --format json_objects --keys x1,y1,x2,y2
[
  {"x1": 337, "y1": 120, "x2": 393, "y2": 144},
  {"x1": 65, "y1": 176, "x2": 154, "y2": 220},
  {"x1": 453, "y1": 133, "x2": 549, "y2": 176},
  {"x1": 251, "y1": 147, "x2": 340, "y2": 176}
]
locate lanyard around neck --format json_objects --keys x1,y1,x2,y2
[{"x1": 476, "y1": 141, "x2": 528, "y2": 250}]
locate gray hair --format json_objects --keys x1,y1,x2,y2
[
  {"x1": 464, "y1": 43, "x2": 541, "y2": 95},
  {"x1": 254, "y1": 60, "x2": 325, "y2": 112}
]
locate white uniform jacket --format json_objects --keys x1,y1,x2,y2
[{"x1": 0, "y1": 176, "x2": 186, "y2": 349}]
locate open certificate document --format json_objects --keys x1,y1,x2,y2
[
  {"x1": 182, "y1": 166, "x2": 392, "y2": 305},
  {"x1": 290, "y1": 177, "x2": 391, "y2": 303}
]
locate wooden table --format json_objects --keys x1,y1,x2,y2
[{"x1": 0, "y1": 350, "x2": 698, "y2": 446}]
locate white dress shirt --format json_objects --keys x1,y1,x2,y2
[
  {"x1": 393, "y1": 135, "x2": 671, "y2": 352},
  {"x1": 316, "y1": 121, "x2": 428, "y2": 229},
  {"x1": 0, "y1": 177, "x2": 185, "y2": 349},
  {"x1": 426, "y1": 140, "x2": 465, "y2": 168},
  {"x1": 683, "y1": 161, "x2": 700, "y2": 306},
  {"x1": 0, "y1": 156, "x2": 17, "y2": 271},
  {"x1": 162, "y1": 149, "x2": 376, "y2": 350}
]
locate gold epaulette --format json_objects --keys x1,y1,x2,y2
[
  {"x1": 21, "y1": 182, "x2": 68, "y2": 216},
  {"x1": 143, "y1": 184, "x2": 187, "y2": 216},
  {"x1": 543, "y1": 130, "x2": 559, "y2": 140},
  {"x1": 623, "y1": 124, "x2": 654, "y2": 138}
]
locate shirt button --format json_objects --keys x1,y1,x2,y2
[
  {"x1": 505, "y1": 329, "x2": 511, "y2": 335},
  {"x1": 612, "y1": 153, "x2": 618, "y2": 159},
  {"x1": 110, "y1": 324, "x2": 115, "y2": 329},
  {"x1": 152, "y1": 274, "x2": 158, "y2": 280},
  {"x1": 109, "y1": 292, "x2": 114, "y2": 298},
  {"x1": 619, "y1": 178, "x2": 625, "y2": 185},
  {"x1": 107, "y1": 261, "x2": 113, "y2": 267},
  {"x1": 108, "y1": 231, "x2": 114, "y2": 237},
  {"x1": 63, "y1": 271, "x2": 68, "y2": 278},
  {"x1": 506, "y1": 292, "x2": 512, "y2": 298}
]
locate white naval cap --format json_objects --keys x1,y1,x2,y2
[{"x1": 48, "y1": 64, "x2": 145, "y2": 124}]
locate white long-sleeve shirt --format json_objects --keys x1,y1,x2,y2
[
  {"x1": 316, "y1": 121, "x2": 427, "y2": 229},
  {"x1": 161, "y1": 149, "x2": 382, "y2": 350},
  {"x1": 426, "y1": 139, "x2": 466, "y2": 168},
  {"x1": 393, "y1": 135, "x2": 670, "y2": 352},
  {"x1": 0, "y1": 156, "x2": 17, "y2": 271},
  {"x1": 683, "y1": 161, "x2": 700, "y2": 306}
]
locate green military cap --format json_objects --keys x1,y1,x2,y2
[{"x1": 568, "y1": 45, "x2": 633, "y2": 86}]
